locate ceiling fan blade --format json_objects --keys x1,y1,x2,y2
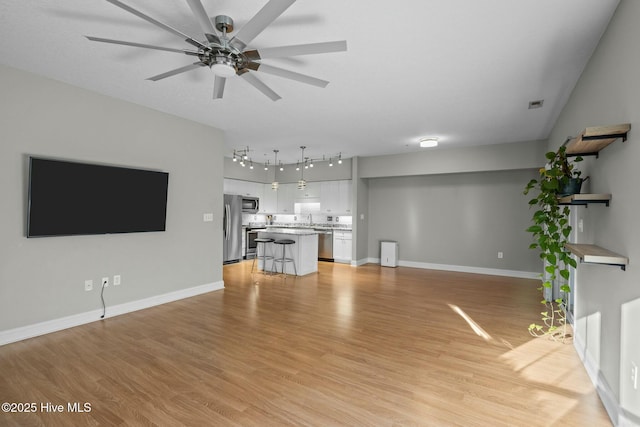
[
  {"x1": 240, "y1": 72, "x2": 281, "y2": 101},
  {"x1": 184, "y1": 0, "x2": 217, "y2": 37},
  {"x1": 230, "y1": 0, "x2": 295, "y2": 50},
  {"x1": 105, "y1": 0, "x2": 206, "y2": 49},
  {"x1": 85, "y1": 36, "x2": 199, "y2": 56},
  {"x1": 213, "y1": 75, "x2": 226, "y2": 99},
  {"x1": 253, "y1": 63, "x2": 329, "y2": 88},
  {"x1": 147, "y1": 62, "x2": 205, "y2": 81},
  {"x1": 248, "y1": 40, "x2": 347, "y2": 59}
]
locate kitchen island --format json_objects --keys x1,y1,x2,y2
[{"x1": 257, "y1": 228, "x2": 319, "y2": 276}]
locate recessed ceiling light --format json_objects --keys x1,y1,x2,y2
[
  {"x1": 528, "y1": 99, "x2": 544, "y2": 109},
  {"x1": 419, "y1": 137, "x2": 439, "y2": 148}
]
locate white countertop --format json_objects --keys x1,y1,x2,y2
[
  {"x1": 260, "y1": 228, "x2": 319, "y2": 236},
  {"x1": 265, "y1": 225, "x2": 352, "y2": 232}
]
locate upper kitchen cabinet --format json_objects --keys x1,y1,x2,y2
[
  {"x1": 276, "y1": 183, "x2": 295, "y2": 213},
  {"x1": 224, "y1": 179, "x2": 263, "y2": 198},
  {"x1": 261, "y1": 186, "x2": 277, "y2": 213},
  {"x1": 295, "y1": 182, "x2": 321, "y2": 201},
  {"x1": 321, "y1": 180, "x2": 352, "y2": 214},
  {"x1": 224, "y1": 179, "x2": 352, "y2": 215}
]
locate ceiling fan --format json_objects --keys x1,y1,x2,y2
[{"x1": 86, "y1": 0, "x2": 347, "y2": 101}]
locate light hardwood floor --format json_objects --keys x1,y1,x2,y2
[{"x1": 0, "y1": 262, "x2": 611, "y2": 426}]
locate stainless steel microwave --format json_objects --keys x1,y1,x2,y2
[{"x1": 242, "y1": 197, "x2": 259, "y2": 213}]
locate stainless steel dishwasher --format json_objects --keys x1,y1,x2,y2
[{"x1": 316, "y1": 229, "x2": 334, "y2": 261}]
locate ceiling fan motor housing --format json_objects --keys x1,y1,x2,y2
[{"x1": 214, "y1": 15, "x2": 234, "y2": 33}]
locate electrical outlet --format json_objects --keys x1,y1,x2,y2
[
  {"x1": 84, "y1": 280, "x2": 93, "y2": 291},
  {"x1": 498, "y1": 252, "x2": 504, "y2": 259},
  {"x1": 632, "y1": 361, "x2": 638, "y2": 390},
  {"x1": 114, "y1": 275, "x2": 121, "y2": 286},
  {"x1": 203, "y1": 213, "x2": 213, "y2": 222},
  {"x1": 102, "y1": 277, "x2": 109, "y2": 287}
]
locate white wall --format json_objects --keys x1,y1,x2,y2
[
  {"x1": 546, "y1": 0, "x2": 640, "y2": 422},
  {"x1": 0, "y1": 65, "x2": 225, "y2": 336}
]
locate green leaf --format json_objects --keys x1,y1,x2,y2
[
  {"x1": 546, "y1": 253, "x2": 557, "y2": 265},
  {"x1": 542, "y1": 178, "x2": 559, "y2": 191},
  {"x1": 542, "y1": 281, "x2": 552, "y2": 289},
  {"x1": 545, "y1": 265, "x2": 556, "y2": 275},
  {"x1": 559, "y1": 269, "x2": 570, "y2": 280},
  {"x1": 529, "y1": 243, "x2": 538, "y2": 250},
  {"x1": 527, "y1": 225, "x2": 543, "y2": 233},
  {"x1": 560, "y1": 285, "x2": 571, "y2": 293},
  {"x1": 568, "y1": 258, "x2": 578, "y2": 269}
]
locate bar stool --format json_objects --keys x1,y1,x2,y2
[
  {"x1": 272, "y1": 239, "x2": 297, "y2": 278},
  {"x1": 252, "y1": 238, "x2": 274, "y2": 274}
]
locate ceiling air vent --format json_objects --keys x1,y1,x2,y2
[{"x1": 528, "y1": 99, "x2": 544, "y2": 109}]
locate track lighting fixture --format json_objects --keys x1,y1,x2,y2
[{"x1": 231, "y1": 146, "x2": 344, "y2": 171}]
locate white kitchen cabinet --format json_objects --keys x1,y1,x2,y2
[
  {"x1": 224, "y1": 179, "x2": 262, "y2": 197},
  {"x1": 320, "y1": 180, "x2": 351, "y2": 214},
  {"x1": 333, "y1": 230, "x2": 352, "y2": 263},
  {"x1": 276, "y1": 183, "x2": 295, "y2": 213},
  {"x1": 338, "y1": 180, "x2": 352, "y2": 214},
  {"x1": 320, "y1": 181, "x2": 340, "y2": 213},
  {"x1": 295, "y1": 181, "x2": 321, "y2": 201},
  {"x1": 261, "y1": 185, "x2": 278, "y2": 213},
  {"x1": 224, "y1": 179, "x2": 352, "y2": 215}
]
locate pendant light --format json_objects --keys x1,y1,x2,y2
[
  {"x1": 271, "y1": 150, "x2": 279, "y2": 190},
  {"x1": 298, "y1": 146, "x2": 307, "y2": 190}
]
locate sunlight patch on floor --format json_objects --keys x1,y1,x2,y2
[
  {"x1": 448, "y1": 303, "x2": 604, "y2": 425},
  {"x1": 448, "y1": 304, "x2": 493, "y2": 341}
]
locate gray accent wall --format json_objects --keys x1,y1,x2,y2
[
  {"x1": 358, "y1": 140, "x2": 547, "y2": 178},
  {"x1": 366, "y1": 170, "x2": 541, "y2": 273},
  {"x1": 546, "y1": 0, "x2": 640, "y2": 421},
  {"x1": 352, "y1": 158, "x2": 369, "y2": 264},
  {"x1": 0, "y1": 64, "x2": 224, "y2": 331}
]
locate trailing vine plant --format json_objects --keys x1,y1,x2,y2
[{"x1": 523, "y1": 145, "x2": 581, "y2": 342}]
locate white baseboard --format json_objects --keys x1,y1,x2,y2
[
  {"x1": 573, "y1": 333, "x2": 620, "y2": 426},
  {"x1": 0, "y1": 281, "x2": 224, "y2": 346},
  {"x1": 366, "y1": 258, "x2": 540, "y2": 279},
  {"x1": 351, "y1": 258, "x2": 369, "y2": 266}
]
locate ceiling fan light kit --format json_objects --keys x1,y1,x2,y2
[{"x1": 87, "y1": 0, "x2": 347, "y2": 101}]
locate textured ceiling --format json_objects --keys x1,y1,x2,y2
[{"x1": 0, "y1": 0, "x2": 619, "y2": 165}]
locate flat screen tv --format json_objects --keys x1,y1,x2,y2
[{"x1": 27, "y1": 157, "x2": 169, "y2": 237}]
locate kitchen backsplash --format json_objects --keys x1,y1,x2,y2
[{"x1": 242, "y1": 213, "x2": 353, "y2": 228}]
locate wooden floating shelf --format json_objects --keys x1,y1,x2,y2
[
  {"x1": 565, "y1": 123, "x2": 631, "y2": 157},
  {"x1": 565, "y1": 243, "x2": 628, "y2": 271},
  {"x1": 558, "y1": 193, "x2": 611, "y2": 206}
]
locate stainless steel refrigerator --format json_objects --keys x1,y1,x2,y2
[{"x1": 223, "y1": 194, "x2": 242, "y2": 264}]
